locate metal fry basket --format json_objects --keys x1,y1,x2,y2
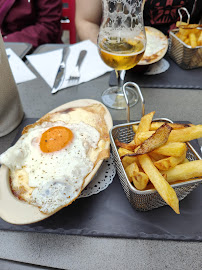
[
  {"x1": 110, "y1": 82, "x2": 202, "y2": 211},
  {"x1": 168, "y1": 7, "x2": 202, "y2": 69}
]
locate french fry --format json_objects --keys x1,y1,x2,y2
[
  {"x1": 135, "y1": 131, "x2": 155, "y2": 143},
  {"x1": 123, "y1": 124, "x2": 172, "y2": 158},
  {"x1": 133, "y1": 122, "x2": 193, "y2": 132},
  {"x1": 179, "y1": 27, "x2": 190, "y2": 37},
  {"x1": 152, "y1": 142, "x2": 187, "y2": 157},
  {"x1": 122, "y1": 156, "x2": 138, "y2": 169},
  {"x1": 125, "y1": 162, "x2": 149, "y2": 190},
  {"x1": 125, "y1": 162, "x2": 139, "y2": 182},
  {"x1": 138, "y1": 154, "x2": 180, "y2": 214},
  {"x1": 164, "y1": 160, "x2": 202, "y2": 183},
  {"x1": 154, "y1": 150, "x2": 186, "y2": 170},
  {"x1": 118, "y1": 147, "x2": 134, "y2": 157},
  {"x1": 132, "y1": 171, "x2": 149, "y2": 190},
  {"x1": 134, "y1": 123, "x2": 172, "y2": 155},
  {"x1": 180, "y1": 24, "x2": 201, "y2": 29},
  {"x1": 134, "y1": 111, "x2": 155, "y2": 145},
  {"x1": 132, "y1": 124, "x2": 139, "y2": 133},
  {"x1": 181, "y1": 158, "x2": 189, "y2": 164},
  {"x1": 181, "y1": 35, "x2": 188, "y2": 42},
  {"x1": 118, "y1": 148, "x2": 138, "y2": 168},
  {"x1": 115, "y1": 139, "x2": 136, "y2": 151},
  {"x1": 135, "y1": 125, "x2": 202, "y2": 144},
  {"x1": 184, "y1": 38, "x2": 190, "y2": 46},
  {"x1": 176, "y1": 21, "x2": 188, "y2": 27},
  {"x1": 189, "y1": 32, "x2": 197, "y2": 48},
  {"x1": 168, "y1": 125, "x2": 202, "y2": 142},
  {"x1": 149, "y1": 152, "x2": 167, "y2": 161},
  {"x1": 198, "y1": 31, "x2": 202, "y2": 46},
  {"x1": 149, "y1": 122, "x2": 193, "y2": 131},
  {"x1": 176, "y1": 32, "x2": 187, "y2": 42}
]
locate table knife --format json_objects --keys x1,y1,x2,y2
[{"x1": 52, "y1": 46, "x2": 69, "y2": 94}]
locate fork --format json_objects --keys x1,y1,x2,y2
[{"x1": 68, "y1": 50, "x2": 87, "y2": 83}]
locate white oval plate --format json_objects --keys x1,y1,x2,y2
[{"x1": 0, "y1": 99, "x2": 113, "y2": 225}]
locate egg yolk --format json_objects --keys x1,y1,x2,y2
[{"x1": 40, "y1": 126, "x2": 73, "y2": 153}]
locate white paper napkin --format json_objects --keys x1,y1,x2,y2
[
  {"x1": 6, "y1": 48, "x2": 36, "y2": 84},
  {"x1": 26, "y1": 40, "x2": 113, "y2": 94}
]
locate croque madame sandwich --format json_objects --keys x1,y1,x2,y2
[{"x1": 0, "y1": 102, "x2": 111, "y2": 214}]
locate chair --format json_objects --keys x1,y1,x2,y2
[{"x1": 61, "y1": 0, "x2": 76, "y2": 44}]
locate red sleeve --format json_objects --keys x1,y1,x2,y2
[{"x1": 3, "y1": 0, "x2": 63, "y2": 48}]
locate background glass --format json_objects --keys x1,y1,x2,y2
[{"x1": 0, "y1": 34, "x2": 23, "y2": 137}]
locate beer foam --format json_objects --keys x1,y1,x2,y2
[{"x1": 100, "y1": 0, "x2": 144, "y2": 40}]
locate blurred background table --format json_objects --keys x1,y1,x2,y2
[
  {"x1": 4, "y1": 42, "x2": 32, "y2": 59},
  {"x1": 0, "y1": 44, "x2": 202, "y2": 270}
]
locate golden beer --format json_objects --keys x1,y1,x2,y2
[{"x1": 98, "y1": 37, "x2": 145, "y2": 70}]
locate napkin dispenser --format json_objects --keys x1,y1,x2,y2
[
  {"x1": 168, "y1": 29, "x2": 202, "y2": 69},
  {"x1": 0, "y1": 34, "x2": 23, "y2": 137},
  {"x1": 168, "y1": 7, "x2": 202, "y2": 70}
]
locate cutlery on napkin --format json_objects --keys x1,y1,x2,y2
[
  {"x1": 68, "y1": 50, "x2": 87, "y2": 83},
  {"x1": 52, "y1": 46, "x2": 69, "y2": 94},
  {"x1": 26, "y1": 40, "x2": 113, "y2": 93}
]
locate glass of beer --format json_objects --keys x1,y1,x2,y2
[{"x1": 98, "y1": 0, "x2": 146, "y2": 109}]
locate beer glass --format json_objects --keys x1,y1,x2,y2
[{"x1": 98, "y1": 0, "x2": 146, "y2": 109}]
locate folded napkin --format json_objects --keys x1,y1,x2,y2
[
  {"x1": 6, "y1": 48, "x2": 36, "y2": 84},
  {"x1": 26, "y1": 40, "x2": 113, "y2": 94}
]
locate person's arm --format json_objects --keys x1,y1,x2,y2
[
  {"x1": 75, "y1": 0, "x2": 102, "y2": 44},
  {"x1": 3, "y1": 0, "x2": 62, "y2": 48}
]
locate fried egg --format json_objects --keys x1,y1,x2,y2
[{"x1": 0, "y1": 121, "x2": 100, "y2": 214}]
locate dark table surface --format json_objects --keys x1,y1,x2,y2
[{"x1": 0, "y1": 44, "x2": 202, "y2": 270}]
